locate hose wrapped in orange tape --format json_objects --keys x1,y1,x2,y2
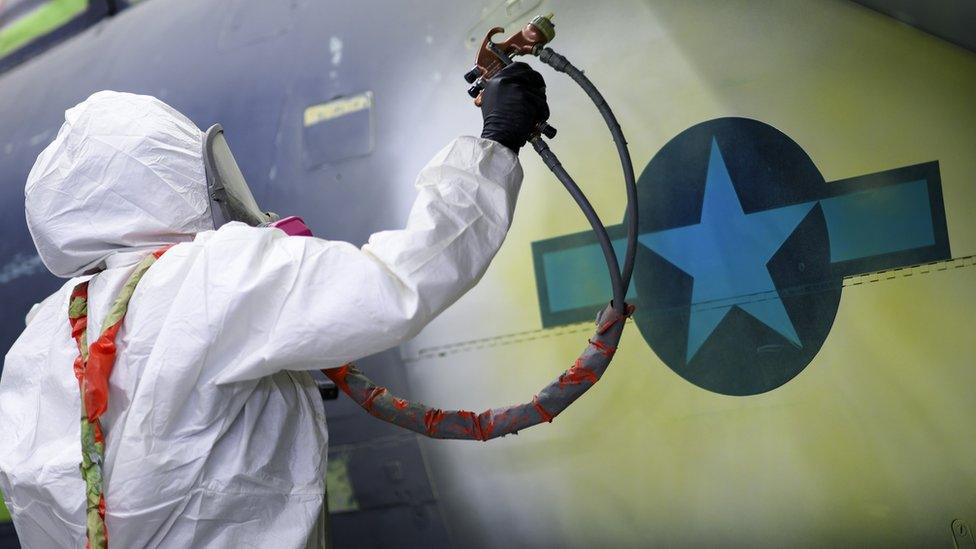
[{"x1": 322, "y1": 302, "x2": 633, "y2": 441}]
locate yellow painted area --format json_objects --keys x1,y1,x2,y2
[
  {"x1": 325, "y1": 454, "x2": 359, "y2": 513},
  {"x1": 404, "y1": 0, "x2": 976, "y2": 545},
  {"x1": 303, "y1": 92, "x2": 372, "y2": 127}
]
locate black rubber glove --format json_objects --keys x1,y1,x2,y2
[{"x1": 480, "y1": 62, "x2": 550, "y2": 153}]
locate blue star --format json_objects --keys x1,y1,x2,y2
[{"x1": 639, "y1": 138, "x2": 814, "y2": 363}]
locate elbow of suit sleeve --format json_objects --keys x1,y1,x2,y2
[{"x1": 206, "y1": 227, "x2": 431, "y2": 382}]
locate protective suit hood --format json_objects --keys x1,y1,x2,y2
[{"x1": 25, "y1": 90, "x2": 213, "y2": 278}]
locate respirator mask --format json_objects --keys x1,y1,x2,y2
[{"x1": 202, "y1": 124, "x2": 311, "y2": 237}]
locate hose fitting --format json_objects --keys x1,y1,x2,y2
[{"x1": 537, "y1": 47, "x2": 570, "y2": 73}]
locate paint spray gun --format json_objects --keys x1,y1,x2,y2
[
  {"x1": 463, "y1": 12, "x2": 637, "y2": 320},
  {"x1": 321, "y1": 14, "x2": 641, "y2": 441},
  {"x1": 463, "y1": 14, "x2": 559, "y2": 140}
]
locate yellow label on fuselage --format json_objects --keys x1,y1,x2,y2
[{"x1": 303, "y1": 92, "x2": 372, "y2": 127}]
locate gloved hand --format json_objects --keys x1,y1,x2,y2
[{"x1": 480, "y1": 62, "x2": 550, "y2": 153}]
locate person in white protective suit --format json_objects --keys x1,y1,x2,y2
[{"x1": 0, "y1": 62, "x2": 548, "y2": 547}]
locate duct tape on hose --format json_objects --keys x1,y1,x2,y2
[{"x1": 322, "y1": 302, "x2": 634, "y2": 441}]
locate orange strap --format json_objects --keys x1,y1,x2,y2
[{"x1": 67, "y1": 245, "x2": 171, "y2": 548}]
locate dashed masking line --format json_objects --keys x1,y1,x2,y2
[{"x1": 402, "y1": 254, "x2": 976, "y2": 363}]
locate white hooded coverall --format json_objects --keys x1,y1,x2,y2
[{"x1": 0, "y1": 91, "x2": 522, "y2": 547}]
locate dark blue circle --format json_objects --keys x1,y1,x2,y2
[{"x1": 627, "y1": 118, "x2": 842, "y2": 395}]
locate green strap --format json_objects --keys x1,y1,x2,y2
[{"x1": 68, "y1": 246, "x2": 171, "y2": 548}]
